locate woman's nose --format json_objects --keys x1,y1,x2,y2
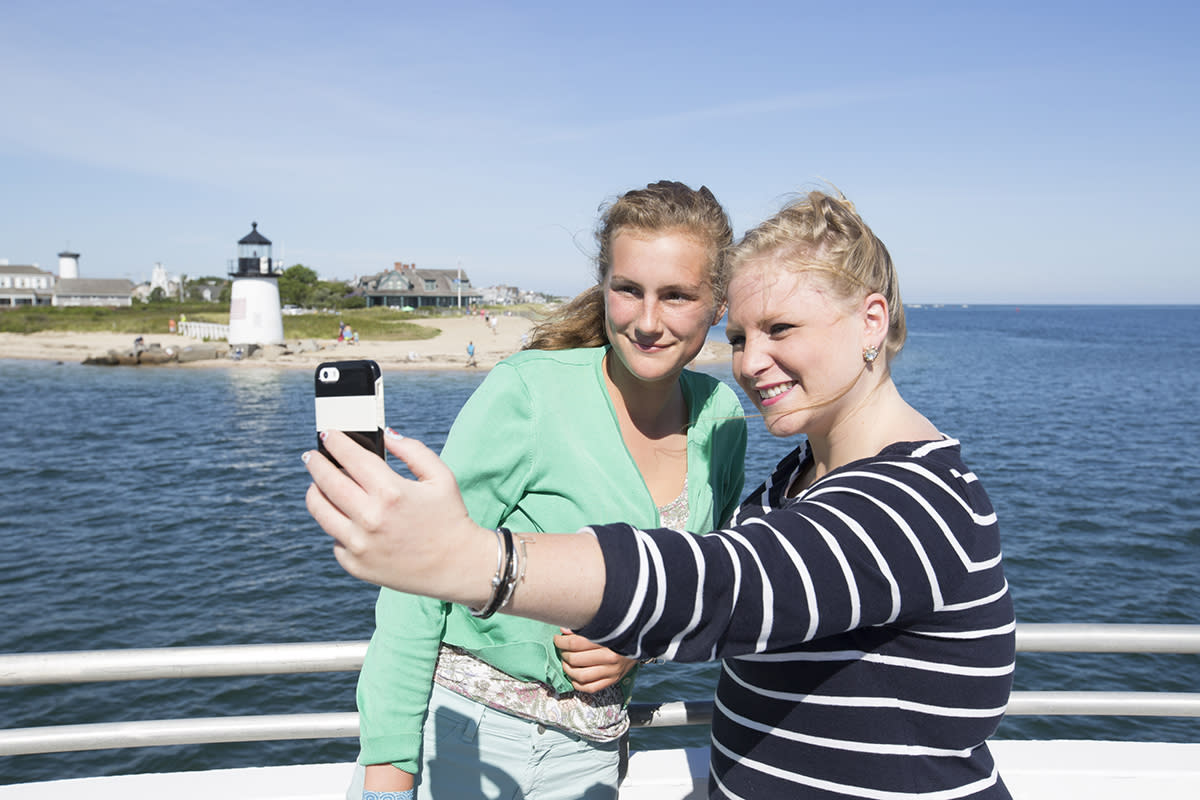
[
  {"x1": 737, "y1": 334, "x2": 772, "y2": 378},
  {"x1": 635, "y1": 298, "x2": 662, "y2": 335}
]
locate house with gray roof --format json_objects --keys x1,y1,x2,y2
[
  {"x1": 2, "y1": 251, "x2": 134, "y2": 308},
  {"x1": 358, "y1": 262, "x2": 482, "y2": 309},
  {"x1": 0, "y1": 264, "x2": 56, "y2": 307},
  {"x1": 53, "y1": 278, "x2": 135, "y2": 307}
]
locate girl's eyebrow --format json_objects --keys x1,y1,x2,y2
[
  {"x1": 660, "y1": 278, "x2": 707, "y2": 292},
  {"x1": 610, "y1": 276, "x2": 706, "y2": 294}
]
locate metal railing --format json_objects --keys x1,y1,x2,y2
[
  {"x1": 178, "y1": 321, "x2": 229, "y2": 340},
  {"x1": 2, "y1": 624, "x2": 1198, "y2": 757}
]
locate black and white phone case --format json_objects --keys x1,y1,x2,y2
[{"x1": 314, "y1": 359, "x2": 385, "y2": 464}]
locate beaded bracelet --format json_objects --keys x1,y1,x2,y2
[{"x1": 469, "y1": 526, "x2": 515, "y2": 619}]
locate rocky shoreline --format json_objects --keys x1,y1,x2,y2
[{"x1": 81, "y1": 339, "x2": 327, "y2": 367}]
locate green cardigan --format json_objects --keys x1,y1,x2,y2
[{"x1": 355, "y1": 346, "x2": 747, "y2": 770}]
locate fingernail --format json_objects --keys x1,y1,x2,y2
[
  {"x1": 301, "y1": 451, "x2": 311, "y2": 464},
  {"x1": 385, "y1": 427, "x2": 403, "y2": 439},
  {"x1": 318, "y1": 430, "x2": 328, "y2": 441}
]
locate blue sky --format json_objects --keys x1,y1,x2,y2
[{"x1": 2, "y1": 1, "x2": 1197, "y2": 304}]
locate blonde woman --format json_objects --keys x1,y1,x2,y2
[{"x1": 346, "y1": 181, "x2": 747, "y2": 799}]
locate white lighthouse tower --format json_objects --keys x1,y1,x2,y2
[
  {"x1": 228, "y1": 222, "x2": 284, "y2": 346},
  {"x1": 58, "y1": 250, "x2": 80, "y2": 279}
]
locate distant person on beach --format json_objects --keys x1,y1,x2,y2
[
  {"x1": 339, "y1": 181, "x2": 748, "y2": 800},
  {"x1": 466, "y1": 341, "x2": 476, "y2": 367},
  {"x1": 307, "y1": 189, "x2": 1015, "y2": 799}
]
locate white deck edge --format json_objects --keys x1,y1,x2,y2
[{"x1": 2, "y1": 740, "x2": 1199, "y2": 799}]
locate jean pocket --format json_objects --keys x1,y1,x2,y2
[{"x1": 431, "y1": 704, "x2": 479, "y2": 745}]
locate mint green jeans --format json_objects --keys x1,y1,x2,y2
[{"x1": 348, "y1": 683, "x2": 622, "y2": 800}]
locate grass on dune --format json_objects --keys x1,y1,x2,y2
[{"x1": 0, "y1": 305, "x2": 442, "y2": 341}]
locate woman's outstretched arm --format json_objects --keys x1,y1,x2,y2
[{"x1": 304, "y1": 429, "x2": 606, "y2": 629}]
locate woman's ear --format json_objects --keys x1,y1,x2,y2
[
  {"x1": 712, "y1": 301, "x2": 727, "y2": 326},
  {"x1": 862, "y1": 292, "x2": 888, "y2": 347}
]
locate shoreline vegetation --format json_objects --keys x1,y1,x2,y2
[{"x1": 0, "y1": 305, "x2": 732, "y2": 371}]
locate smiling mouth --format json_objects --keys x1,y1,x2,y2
[{"x1": 757, "y1": 382, "x2": 796, "y2": 401}]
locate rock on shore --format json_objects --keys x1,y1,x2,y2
[{"x1": 82, "y1": 340, "x2": 331, "y2": 366}]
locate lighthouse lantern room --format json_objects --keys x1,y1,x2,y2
[{"x1": 228, "y1": 221, "x2": 284, "y2": 346}]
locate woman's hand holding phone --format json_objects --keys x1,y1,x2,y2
[
  {"x1": 304, "y1": 429, "x2": 492, "y2": 606},
  {"x1": 303, "y1": 430, "x2": 606, "y2": 631}
]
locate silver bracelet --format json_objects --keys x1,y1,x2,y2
[
  {"x1": 469, "y1": 527, "x2": 514, "y2": 618},
  {"x1": 496, "y1": 533, "x2": 532, "y2": 612}
]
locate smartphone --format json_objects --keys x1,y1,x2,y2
[{"x1": 314, "y1": 359, "x2": 386, "y2": 466}]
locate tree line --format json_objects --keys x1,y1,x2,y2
[{"x1": 145, "y1": 265, "x2": 365, "y2": 309}]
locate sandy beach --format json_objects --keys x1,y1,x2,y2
[{"x1": 0, "y1": 316, "x2": 733, "y2": 371}]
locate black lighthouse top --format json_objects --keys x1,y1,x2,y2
[{"x1": 231, "y1": 222, "x2": 280, "y2": 277}]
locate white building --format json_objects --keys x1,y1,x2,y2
[
  {"x1": 228, "y1": 222, "x2": 284, "y2": 346},
  {"x1": 2, "y1": 252, "x2": 134, "y2": 308},
  {"x1": 53, "y1": 278, "x2": 135, "y2": 307},
  {"x1": 0, "y1": 263, "x2": 56, "y2": 307},
  {"x1": 58, "y1": 251, "x2": 80, "y2": 279},
  {"x1": 131, "y1": 262, "x2": 184, "y2": 302},
  {"x1": 479, "y1": 284, "x2": 559, "y2": 305}
]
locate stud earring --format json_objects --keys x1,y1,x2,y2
[{"x1": 863, "y1": 345, "x2": 879, "y2": 363}]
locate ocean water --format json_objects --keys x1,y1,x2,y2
[{"x1": 1, "y1": 305, "x2": 1198, "y2": 785}]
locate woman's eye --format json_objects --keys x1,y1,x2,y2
[
  {"x1": 769, "y1": 323, "x2": 793, "y2": 336},
  {"x1": 727, "y1": 334, "x2": 745, "y2": 348}
]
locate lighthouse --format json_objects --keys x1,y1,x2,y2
[
  {"x1": 228, "y1": 222, "x2": 284, "y2": 346},
  {"x1": 58, "y1": 250, "x2": 80, "y2": 279}
]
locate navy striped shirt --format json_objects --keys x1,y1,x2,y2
[{"x1": 579, "y1": 438, "x2": 1015, "y2": 799}]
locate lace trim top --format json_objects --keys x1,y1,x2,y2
[
  {"x1": 657, "y1": 476, "x2": 689, "y2": 529},
  {"x1": 433, "y1": 644, "x2": 629, "y2": 742}
]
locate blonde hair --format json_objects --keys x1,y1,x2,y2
[
  {"x1": 526, "y1": 180, "x2": 733, "y2": 351},
  {"x1": 728, "y1": 189, "x2": 906, "y2": 361}
]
